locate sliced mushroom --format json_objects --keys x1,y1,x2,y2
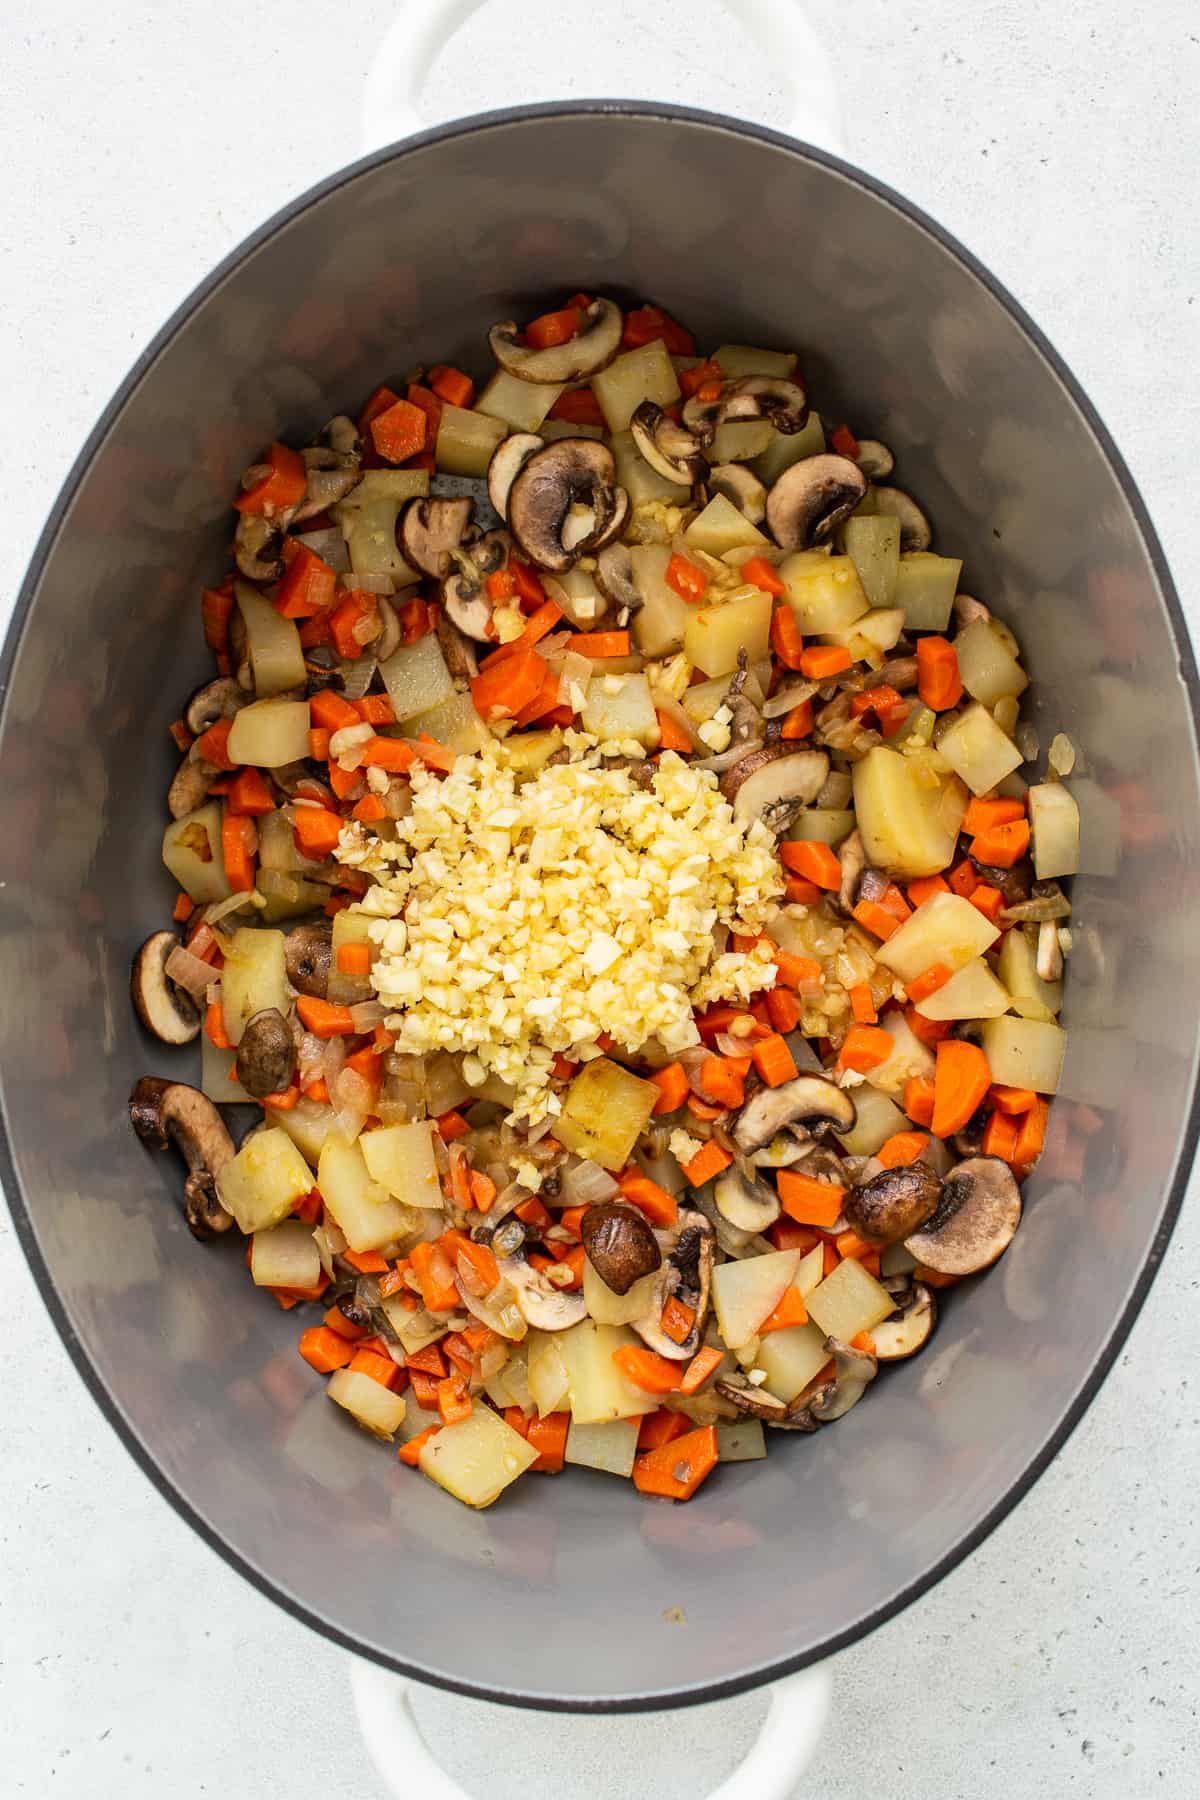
[
  {"x1": 185, "y1": 677, "x2": 249, "y2": 736},
  {"x1": 293, "y1": 445, "x2": 361, "y2": 522},
  {"x1": 766, "y1": 454, "x2": 868, "y2": 552},
  {"x1": 683, "y1": 375, "x2": 808, "y2": 437},
  {"x1": 714, "y1": 1166, "x2": 781, "y2": 1233},
  {"x1": 321, "y1": 414, "x2": 362, "y2": 458},
  {"x1": 489, "y1": 297, "x2": 623, "y2": 384},
  {"x1": 129, "y1": 1077, "x2": 236, "y2": 1239},
  {"x1": 733, "y1": 1074, "x2": 856, "y2": 1153},
  {"x1": 715, "y1": 1375, "x2": 819, "y2": 1430},
  {"x1": 234, "y1": 512, "x2": 285, "y2": 582},
  {"x1": 441, "y1": 569, "x2": 492, "y2": 642},
  {"x1": 235, "y1": 1008, "x2": 296, "y2": 1099},
  {"x1": 854, "y1": 439, "x2": 894, "y2": 480},
  {"x1": 500, "y1": 1256, "x2": 588, "y2": 1330},
  {"x1": 630, "y1": 401, "x2": 707, "y2": 485},
  {"x1": 795, "y1": 1336, "x2": 877, "y2": 1423},
  {"x1": 834, "y1": 828, "x2": 867, "y2": 915},
  {"x1": 871, "y1": 486, "x2": 931, "y2": 552},
  {"x1": 228, "y1": 607, "x2": 252, "y2": 690},
  {"x1": 487, "y1": 432, "x2": 544, "y2": 520},
  {"x1": 435, "y1": 605, "x2": 480, "y2": 679},
  {"x1": 904, "y1": 1155, "x2": 1022, "y2": 1276},
  {"x1": 719, "y1": 744, "x2": 829, "y2": 831},
  {"x1": 131, "y1": 931, "x2": 201, "y2": 1045},
  {"x1": 999, "y1": 881, "x2": 1071, "y2": 927},
  {"x1": 506, "y1": 438, "x2": 627, "y2": 574},
  {"x1": 633, "y1": 1210, "x2": 714, "y2": 1360},
  {"x1": 1037, "y1": 919, "x2": 1064, "y2": 981},
  {"x1": 284, "y1": 921, "x2": 333, "y2": 998},
  {"x1": 594, "y1": 541, "x2": 638, "y2": 613},
  {"x1": 872, "y1": 1283, "x2": 937, "y2": 1360},
  {"x1": 844, "y1": 1162, "x2": 944, "y2": 1245},
  {"x1": 579, "y1": 1201, "x2": 662, "y2": 1295},
  {"x1": 168, "y1": 746, "x2": 217, "y2": 819},
  {"x1": 399, "y1": 497, "x2": 473, "y2": 578},
  {"x1": 708, "y1": 463, "x2": 767, "y2": 524},
  {"x1": 749, "y1": 1129, "x2": 816, "y2": 1170},
  {"x1": 373, "y1": 597, "x2": 403, "y2": 663}
]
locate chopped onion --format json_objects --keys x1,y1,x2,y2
[
  {"x1": 297, "y1": 1032, "x2": 326, "y2": 1090},
  {"x1": 343, "y1": 574, "x2": 395, "y2": 597},
  {"x1": 1048, "y1": 731, "x2": 1076, "y2": 776},
  {"x1": 336, "y1": 655, "x2": 379, "y2": 702},
  {"x1": 295, "y1": 526, "x2": 350, "y2": 572},
  {"x1": 560, "y1": 1159, "x2": 619, "y2": 1207},
  {"x1": 352, "y1": 610, "x2": 381, "y2": 646},
  {"x1": 762, "y1": 681, "x2": 818, "y2": 720},
  {"x1": 322, "y1": 1033, "x2": 347, "y2": 1092},
  {"x1": 330, "y1": 721, "x2": 374, "y2": 759},
  {"x1": 653, "y1": 693, "x2": 704, "y2": 749},
  {"x1": 557, "y1": 650, "x2": 593, "y2": 706},
  {"x1": 523, "y1": 1112, "x2": 557, "y2": 1146},
  {"x1": 696, "y1": 737, "x2": 763, "y2": 773},
  {"x1": 164, "y1": 942, "x2": 219, "y2": 1000},
  {"x1": 1016, "y1": 722, "x2": 1039, "y2": 763},
  {"x1": 203, "y1": 891, "x2": 257, "y2": 928},
  {"x1": 332, "y1": 1066, "x2": 372, "y2": 1141},
  {"x1": 349, "y1": 999, "x2": 386, "y2": 1031},
  {"x1": 816, "y1": 770, "x2": 853, "y2": 808}
]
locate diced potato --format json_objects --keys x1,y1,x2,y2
[
  {"x1": 328, "y1": 1368, "x2": 408, "y2": 1441},
  {"x1": 835, "y1": 1085, "x2": 907, "y2": 1156},
  {"x1": 249, "y1": 1219, "x2": 321, "y2": 1290},
  {"x1": 582, "y1": 1258, "x2": 661, "y2": 1328},
  {"x1": 680, "y1": 667, "x2": 765, "y2": 726},
  {"x1": 544, "y1": 567, "x2": 606, "y2": 628},
  {"x1": 683, "y1": 589, "x2": 773, "y2": 678},
  {"x1": 877, "y1": 891, "x2": 1000, "y2": 981},
  {"x1": 326, "y1": 908, "x2": 374, "y2": 1005},
  {"x1": 712, "y1": 344, "x2": 797, "y2": 379},
  {"x1": 317, "y1": 1136, "x2": 418, "y2": 1252},
  {"x1": 794, "y1": 1243, "x2": 826, "y2": 1299},
  {"x1": 394, "y1": 1398, "x2": 443, "y2": 1446},
  {"x1": 557, "y1": 1320, "x2": 659, "y2": 1423},
  {"x1": 954, "y1": 617, "x2": 1029, "y2": 704},
  {"x1": 787, "y1": 808, "x2": 855, "y2": 846},
  {"x1": 565, "y1": 1417, "x2": 641, "y2": 1477},
  {"x1": 751, "y1": 413, "x2": 826, "y2": 486},
  {"x1": 981, "y1": 1016, "x2": 1067, "y2": 1094},
  {"x1": 842, "y1": 515, "x2": 900, "y2": 609},
  {"x1": 712, "y1": 1250, "x2": 802, "y2": 1350},
  {"x1": 420, "y1": 1404, "x2": 537, "y2": 1507},
  {"x1": 382, "y1": 1299, "x2": 447, "y2": 1358},
  {"x1": 852, "y1": 746, "x2": 968, "y2": 877},
  {"x1": 483, "y1": 1343, "x2": 532, "y2": 1413},
  {"x1": 226, "y1": 698, "x2": 311, "y2": 768},
  {"x1": 379, "y1": 634, "x2": 455, "y2": 723},
  {"x1": 434, "y1": 404, "x2": 507, "y2": 476},
  {"x1": 201, "y1": 1029, "x2": 250, "y2": 1104},
  {"x1": 938, "y1": 702, "x2": 1024, "y2": 795},
  {"x1": 220, "y1": 926, "x2": 288, "y2": 1045},
  {"x1": 756, "y1": 1321, "x2": 832, "y2": 1403},
  {"x1": 631, "y1": 544, "x2": 692, "y2": 656},
  {"x1": 274, "y1": 1097, "x2": 343, "y2": 1167},
  {"x1": 716, "y1": 1418, "x2": 767, "y2": 1462},
  {"x1": 408, "y1": 689, "x2": 491, "y2": 755},
  {"x1": 684, "y1": 493, "x2": 769, "y2": 557},
  {"x1": 709, "y1": 419, "x2": 774, "y2": 464},
  {"x1": 592, "y1": 341, "x2": 681, "y2": 433},
  {"x1": 555, "y1": 1057, "x2": 658, "y2": 1170},
  {"x1": 257, "y1": 806, "x2": 324, "y2": 876},
  {"x1": 526, "y1": 1330, "x2": 571, "y2": 1417},
  {"x1": 611, "y1": 431, "x2": 691, "y2": 509},
  {"x1": 782, "y1": 554, "x2": 869, "y2": 633},
  {"x1": 894, "y1": 553, "x2": 962, "y2": 630},
  {"x1": 806, "y1": 1257, "x2": 894, "y2": 1341},
  {"x1": 163, "y1": 802, "x2": 231, "y2": 905},
  {"x1": 360, "y1": 1121, "x2": 443, "y2": 1210},
  {"x1": 998, "y1": 926, "x2": 1063, "y2": 1021},
  {"x1": 540, "y1": 417, "x2": 604, "y2": 442},
  {"x1": 502, "y1": 728, "x2": 563, "y2": 780},
  {"x1": 864, "y1": 1010, "x2": 935, "y2": 1096},
  {"x1": 234, "y1": 582, "x2": 307, "y2": 697},
  {"x1": 475, "y1": 368, "x2": 564, "y2": 432},
  {"x1": 822, "y1": 606, "x2": 906, "y2": 665},
  {"x1": 1027, "y1": 782, "x2": 1080, "y2": 879},
  {"x1": 332, "y1": 470, "x2": 428, "y2": 584},
  {"x1": 217, "y1": 1126, "x2": 314, "y2": 1234},
  {"x1": 915, "y1": 957, "x2": 1010, "y2": 1020},
  {"x1": 255, "y1": 870, "x2": 330, "y2": 923},
  {"x1": 578, "y1": 670, "x2": 654, "y2": 746}
]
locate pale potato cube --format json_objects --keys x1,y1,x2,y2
[
  {"x1": 217, "y1": 1126, "x2": 314, "y2": 1234},
  {"x1": 475, "y1": 368, "x2": 564, "y2": 432},
  {"x1": 234, "y1": 582, "x2": 307, "y2": 697},
  {"x1": 558, "y1": 1321, "x2": 658, "y2": 1423},
  {"x1": 681, "y1": 668, "x2": 765, "y2": 725},
  {"x1": 981, "y1": 1016, "x2": 1067, "y2": 1094},
  {"x1": 317, "y1": 1136, "x2": 418, "y2": 1253},
  {"x1": 822, "y1": 606, "x2": 906, "y2": 665},
  {"x1": 163, "y1": 802, "x2": 231, "y2": 905},
  {"x1": 631, "y1": 543, "x2": 692, "y2": 656},
  {"x1": 782, "y1": 554, "x2": 870, "y2": 633},
  {"x1": 249, "y1": 1219, "x2": 321, "y2": 1290},
  {"x1": 379, "y1": 633, "x2": 455, "y2": 723},
  {"x1": 565, "y1": 1417, "x2": 641, "y2": 1477},
  {"x1": 328, "y1": 1368, "x2": 408, "y2": 1441},
  {"x1": 752, "y1": 414, "x2": 826, "y2": 485},
  {"x1": 712, "y1": 344, "x2": 798, "y2": 378},
  {"x1": 274, "y1": 1097, "x2": 344, "y2": 1167},
  {"x1": 611, "y1": 430, "x2": 691, "y2": 508},
  {"x1": 419, "y1": 1404, "x2": 537, "y2": 1507},
  {"x1": 938, "y1": 703, "x2": 1024, "y2": 795},
  {"x1": 226, "y1": 698, "x2": 311, "y2": 768},
  {"x1": 683, "y1": 589, "x2": 773, "y2": 678},
  {"x1": 852, "y1": 746, "x2": 968, "y2": 877},
  {"x1": 716, "y1": 1418, "x2": 767, "y2": 1462},
  {"x1": 555, "y1": 1058, "x2": 658, "y2": 1170},
  {"x1": 684, "y1": 493, "x2": 769, "y2": 556},
  {"x1": 835, "y1": 1085, "x2": 907, "y2": 1156},
  {"x1": 756, "y1": 1321, "x2": 832, "y2": 1403},
  {"x1": 592, "y1": 341, "x2": 681, "y2": 434},
  {"x1": 327, "y1": 908, "x2": 374, "y2": 1006},
  {"x1": 954, "y1": 617, "x2": 1029, "y2": 704},
  {"x1": 501, "y1": 727, "x2": 564, "y2": 780},
  {"x1": 526, "y1": 1330, "x2": 571, "y2": 1418},
  {"x1": 221, "y1": 927, "x2": 289, "y2": 1045},
  {"x1": 842, "y1": 515, "x2": 900, "y2": 609},
  {"x1": 806, "y1": 1257, "x2": 894, "y2": 1341},
  {"x1": 709, "y1": 419, "x2": 773, "y2": 464},
  {"x1": 794, "y1": 1243, "x2": 827, "y2": 1298},
  {"x1": 915, "y1": 956, "x2": 1010, "y2": 1020},
  {"x1": 407, "y1": 690, "x2": 491, "y2": 755},
  {"x1": 877, "y1": 890, "x2": 1000, "y2": 981},
  {"x1": 894, "y1": 552, "x2": 962, "y2": 630},
  {"x1": 360, "y1": 1122, "x2": 443, "y2": 1210},
  {"x1": 788, "y1": 807, "x2": 856, "y2": 847},
  {"x1": 201, "y1": 1030, "x2": 250, "y2": 1105},
  {"x1": 435, "y1": 404, "x2": 507, "y2": 476},
  {"x1": 998, "y1": 927, "x2": 1063, "y2": 1021},
  {"x1": 711, "y1": 1250, "x2": 802, "y2": 1350},
  {"x1": 332, "y1": 470, "x2": 428, "y2": 585},
  {"x1": 1028, "y1": 782, "x2": 1081, "y2": 879},
  {"x1": 582, "y1": 1258, "x2": 662, "y2": 1328},
  {"x1": 581, "y1": 671, "x2": 658, "y2": 746}
]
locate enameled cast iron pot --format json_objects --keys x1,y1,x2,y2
[{"x1": 2, "y1": 81, "x2": 1197, "y2": 1739}]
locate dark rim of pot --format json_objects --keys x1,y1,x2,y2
[{"x1": 0, "y1": 100, "x2": 1195, "y2": 1714}]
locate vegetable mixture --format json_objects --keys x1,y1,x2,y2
[{"x1": 130, "y1": 295, "x2": 1080, "y2": 1509}]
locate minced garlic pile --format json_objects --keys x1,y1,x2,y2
[{"x1": 338, "y1": 735, "x2": 784, "y2": 1122}]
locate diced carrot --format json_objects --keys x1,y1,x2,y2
[
  {"x1": 906, "y1": 962, "x2": 953, "y2": 1004},
  {"x1": 780, "y1": 700, "x2": 814, "y2": 739},
  {"x1": 204, "y1": 1001, "x2": 231, "y2": 1050},
  {"x1": 221, "y1": 810, "x2": 256, "y2": 892},
  {"x1": 645, "y1": 1062, "x2": 688, "y2": 1115},
  {"x1": 982, "y1": 1110, "x2": 1021, "y2": 1161},
  {"x1": 879, "y1": 882, "x2": 913, "y2": 923},
  {"x1": 434, "y1": 1108, "x2": 471, "y2": 1141},
  {"x1": 749, "y1": 1032, "x2": 798, "y2": 1090},
  {"x1": 525, "y1": 1411, "x2": 570, "y2": 1473},
  {"x1": 655, "y1": 708, "x2": 694, "y2": 753},
  {"x1": 1013, "y1": 1097, "x2": 1049, "y2": 1167},
  {"x1": 323, "y1": 1304, "x2": 366, "y2": 1342},
  {"x1": 852, "y1": 899, "x2": 901, "y2": 941},
  {"x1": 405, "y1": 382, "x2": 442, "y2": 440},
  {"x1": 342, "y1": 1248, "x2": 389, "y2": 1275},
  {"x1": 777, "y1": 1169, "x2": 845, "y2": 1228},
  {"x1": 916, "y1": 636, "x2": 963, "y2": 710},
  {"x1": 225, "y1": 767, "x2": 275, "y2": 816},
  {"x1": 758, "y1": 1284, "x2": 808, "y2": 1335},
  {"x1": 773, "y1": 951, "x2": 824, "y2": 992},
  {"x1": 169, "y1": 716, "x2": 194, "y2": 754},
  {"x1": 261, "y1": 1085, "x2": 299, "y2": 1111},
  {"x1": 404, "y1": 1342, "x2": 448, "y2": 1379},
  {"x1": 659, "y1": 1296, "x2": 696, "y2": 1346},
  {"x1": 780, "y1": 840, "x2": 841, "y2": 889},
  {"x1": 633, "y1": 1425, "x2": 718, "y2": 1500},
  {"x1": 571, "y1": 630, "x2": 631, "y2": 657},
  {"x1": 291, "y1": 805, "x2": 344, "y2": 860},
  {"x1": 876, "y1": 1131, "x2": 930, "y2": 1169},
  {"x1": 837, "y1": 1024, "x2": 893, "y2": 1073},
  {"x1": 547, "y1": 386, "x2": 606, "y2": 428},
  {"x1": 770, "y1": 606, "x2": 806, "y2": 669},
  {"x1": 353, "y1": 695, "x2": 396, "y2": 728},
  {"x1": 836, "y1": 1229, "x2": 873, "y2": 1261},
  {"x1": 665, "y1": 553, "x2": 707, "y2": 602},
  {"x1": 696, "y1": 1054, "x2": 749, "y2": 1110},
  {"x1": 308, "y1": 727, "x2": 332, "y2": 762},
  {"x1": 932, "y1": 1039, "x2": 992, "y2": 1138},
  {"x1": 903, "y1": 1075, "x2": 937, "y2": 1127},
  {"x1": 638, "y1": 1408, "x2": 691, "y2": 1450},
  {"x1": 742, "y1": 555, "x2": 785, "y2": 597},
  {"x1": 798, "y1": 644, "x2": 852, "y2": 678},
  {"x1": 351, "y1": 794, "x2": 386, "y2": 823},
  {"x1": 309, "y1": 689, "x2": 360, "y2": 735},
  {"x1": 969, "y1": 883, "x2": 1005, "y2": 924},
  {"x1": 409, "y1": 1239, "x2": 458, "y2": 1312},
  {"x1": 469, "y1": 1170, "x2": 498, "y2": 1212},
  {"x1": 822, "y1": 1241, "x2": 840, "y2": 1277},
  {"x1": 851, "y1": 682, "x2": 905, "y2": 720},
  {"x1": 194, "y1": 717, "x2": 237, "y2": 770},
  {"x1": 173, "y1": 891, "x2": 195, "y2": 924},
  {"x1": 621, "y1": 304, "x2": 695, "y2": 355},
  {"x1": 772, "y1": 1220, "x2": 821, "y2": 1252},
  {"x1": 850, "y1": 1329, "x2": 877, "y2": 1357},
  {"x1": 233, "y1": 441, "x2": 307, "y2": 515},
  {"x1": 990, "y1": 1084, "x2": 1038, "y2": 1114},
  {"x1": 441, "y1": 1230, "x2": 500, "y2": 1296},
  {"x1": 348, "y1": 1348, "x2": 401, "y2": 1389},
  {"x1": 470, "y1": 645, "x2": 549, "y2": 719},
  {"x1": 525, "y1": 306, "x2": 585, "y2": 350},
  {"x1": 298, "y1": 1326, "x2": 356, "y2": 1373},
  {"x1": 906, "y1": 1005, "x2": 953, "y2": 1048},
  {"x1": 612, "y1": 1346, "x2": 682, "y2": 1394},
  {"x1": 292, "y1": 996, "x2": 353, "y2": 1039},
  {"x1": 970, "y1": 819, "x2": 1031, "y2": 867},
  {"x1": 485, "y1": 568, "x2": 518, "y2": 604},
  {"x1": 370, "y1": 398, "x2": 427, "y2": 465},
  {"x1": 907, "y1": 873, "x2": 949, "y2": 907},
  {"x1": 435, "y1": 1374, "x2": 473, "y2": 1426},
  {"x1": 357, "y1": 737, "x2": 416, "y2": 774},
  {"x1": 831, "y1": 423, "x2": 860, "y2": 458},
  {"x1": 503, "y1": 1406, "x2": 530, "y2": 1439},
  {"x1": 398, "y1": 1425, "x2": 441, "y2": 1467},
  {"x1": 617, "y1": 1171, "x2": 679, "y2": 1229},
  {"x1": 201, "y1": 582, "x2": 236, "y2": 655},
  {"x1": 849, "y1": 982, "x2": 878, "y2": 1025},
  {"x1": 680, "y1": 1141, "x2": 732, "y2": 1188},
  {"x1": 276, "y1": 544, "x2": 338, "y2": 619},
  {"x1": 427, "y1": 364, "x2": 475, "y2": 408},
  {"x1": 765, "y1": 988, "x2": 802, "y2": 1034},
  {"x1": 358, "y1": 384, "x2": 400, "y2": 432},
  {"x1": 678, "y1": 1347, "x2": 724, "y2": 1396},
  {"x1": 947, "y1": 857, "x2": 979, "y2": 898},
  {"x1": 963, "y1": 796, "x2": 1025, "y2": 835}
]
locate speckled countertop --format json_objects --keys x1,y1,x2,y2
[{"x1": 1, "y1": 3, "x2": 1197, "y2": 1794}]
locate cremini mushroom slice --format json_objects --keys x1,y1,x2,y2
[
  {"x1": 399, "y1": 496, "x2": 473, "y2": 578},
  {"x1": 373, "y1": 596, "x2": 403, "y2": 663},
  {"x1": 487, "y1": 432, "x2": 544, "y2": 521},
  {"x1": 593, "y1": 541, "x2": 638, "y2": 614},
  {"x1": 853, "y1": 439, "x2": 894, "y2": 480},
  {"x1": 435, "y1": 606, "x2": 480, "y2": 678},
  {"x1": 441, "y1": 530, "x2": 513, "y2": 643},
  {"x1": 904, "y1": 1155, "x2": 1023, "y2": 1276},
  {"x1": 131, "y1": 931, "x2": 202, "y2": 1046},
  {"x1": 733, "y1": 1073, "x2": 856, "y2": 1153},
  {"x1": 294, "y1": 445, "x2": 361, "y2": 522},
  {"x1": 719, "y1": 743, "x2": 829, "y2": 831},
  {"x1": 234, "y1": 511, "x2": 285, "y2": 582},
  {"x1": 708, "y1": 462, "x2": 768, "y2": 524},
  {"x1": 871, "y1": 485, "x2": 932, "y2": 551},
  {"x1": 235, "y1": 1007, "x2": 297, "y2": 1100},
  {"x1": 630, "y1": 400, "x2": 708, "y2": 485},
  {"x1": 715, "y1": 1377, "x2": 790, "y2": 1422},
  {"x1": 579, "y1": 1200, "x2": 662, "y2": 1295},
  {"x1": 872, "y1": 1283, "x2": 937, "y2": 1360},
  {"x1": 797, "y1": 1336, "x2": 877, "y2": 1423},
  {"x1": 633, "y1": 1209, "x2": 714, "y2": 1360},
  {"x1": 766, "y1": 453, "x2": 868, "y2": 551},
  {"x1": 714, "y1": 1166, "x2": 781, "y2": 1233},
  {"x1": 167, "y1": 746, "x2": 218, "y2": 819},
  {"x1": 834, "y1": 827, "x2": 867, "y2": 915},
  {"x1": 500, "y1": 1256, "x2": 588, "y2": 1330},
  {"x1": 506, "y1": 437, "x2": 629, "y2": 573},
  {"x1": 129, "y1": 1077, "x2": 236, "y2": 1240},
  {"x1": 185, "y1": 676, "x2": 249, "y2": 736},
  {"x1": 284, "y1": 920, "x2": 333, "y2": 998},
  {"x1": 843, "y1": 1161, "x2": 944, "y2": 1245},
  {"x1": 683, "y1": 375, "x2": 808, "y2": 437},
  {"x1": 489, "y1": 296, "x2": 623, "y2": 384}
]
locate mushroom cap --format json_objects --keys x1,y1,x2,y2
[
  {"x1": 284, "y1": 921, "x2": 333, "y2": 998},
  {"x1": 487, "y1": 432, "x2": 544, "y2": 521},
  {"x1": 399, "y1": 496, "x2": 473, "y2": 578},
  {"x1": 489, "y1": 297, "x2": 623, "y2": 384},
  {"x1": 633, "y1": 1209, "x2": 714, "y2": 1360},
  {"x1": 373, "y1": 596, "x2": 403, "y2": 663},
  {"x1": 904, "y1": 1155, "x2": 1022, "y2": 1276},
  {"x1": 168, "y1": 746, "x2": 216, "y2": 820},
  {"x1": 129, "y1": 1076, "x2": 236, "y2": 1239},
  {"x1": 580, "y1": 1201, "x2": 663, "y2": 1295},
  {"x1": 506, "y1": 438, "x2": 626, "y2": 574},
  {"x1": 185, "y1": 677, "x2": 249, "y2": 736},
  {"x1": 500, "y1": 1256, "x2": 588, "y2": 1330},
  {"x1": 435, "y1": 606, "x2": 480, "y2": 678},
  {"x1": 683, "y1": 375, "x2": 808, "y2": 436},
  {"x1": 766, "y1": 454, "x2": 868, "y2": 552},
  {"x1": 871, "y1": 485, "x2": 932, "y2": 551},
  {"x1": 719, "y1": 743, "x2": 829, "y2": 831},
  {"x1": 854, "y1": 439, "x2": 894, "y2": 480},
  {"x1": 708, "y1": 463, "x2": 768, "y2": 524},
  {"x1": 630, "y1": 401, "x2": 707, "y2": 485},
  {"x1": 131, "y1": 931, "x2": 202, "y2": 1046},
  {"x1": 713, "y1": 1166, "x2": 781, "y2": 1233},
  {"x1": 843, "y1": 1161, "x2": 944, "y2": 1245},
  {"x1": 593, "y1": 541, "x2": 638, "y2": 613},
  {"x1": 733, "y1": 1073, "x2": 856, "y2": 1153},
  {"x1": 872, "y1": 1283, "x2": 937, "y2": 1360},
  {"x1": 802, "y1": 1335, "x2": 877, "y2": 1422},
  {"x1": 234, "y1": 512, "x2": 285, "y2": 581},
  {"x1": 235, "y1": 1008, "x2": 297, "y2": 1099}
]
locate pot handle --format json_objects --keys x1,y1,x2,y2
[
  {"x1": 361, "y1": 0, "x2": 845, "y2": 158},
  {"x1": 350, "y1": 1657, "x2": 832, "y2": 1800}
]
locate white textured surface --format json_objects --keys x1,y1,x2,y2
[{"x1": 2, "y1": 4, "x2": 1198, "y2": 1796}]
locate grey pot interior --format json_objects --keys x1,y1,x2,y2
[{"x1": 1, "y1": 105, "x2": 1196, "y2": 1710}]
